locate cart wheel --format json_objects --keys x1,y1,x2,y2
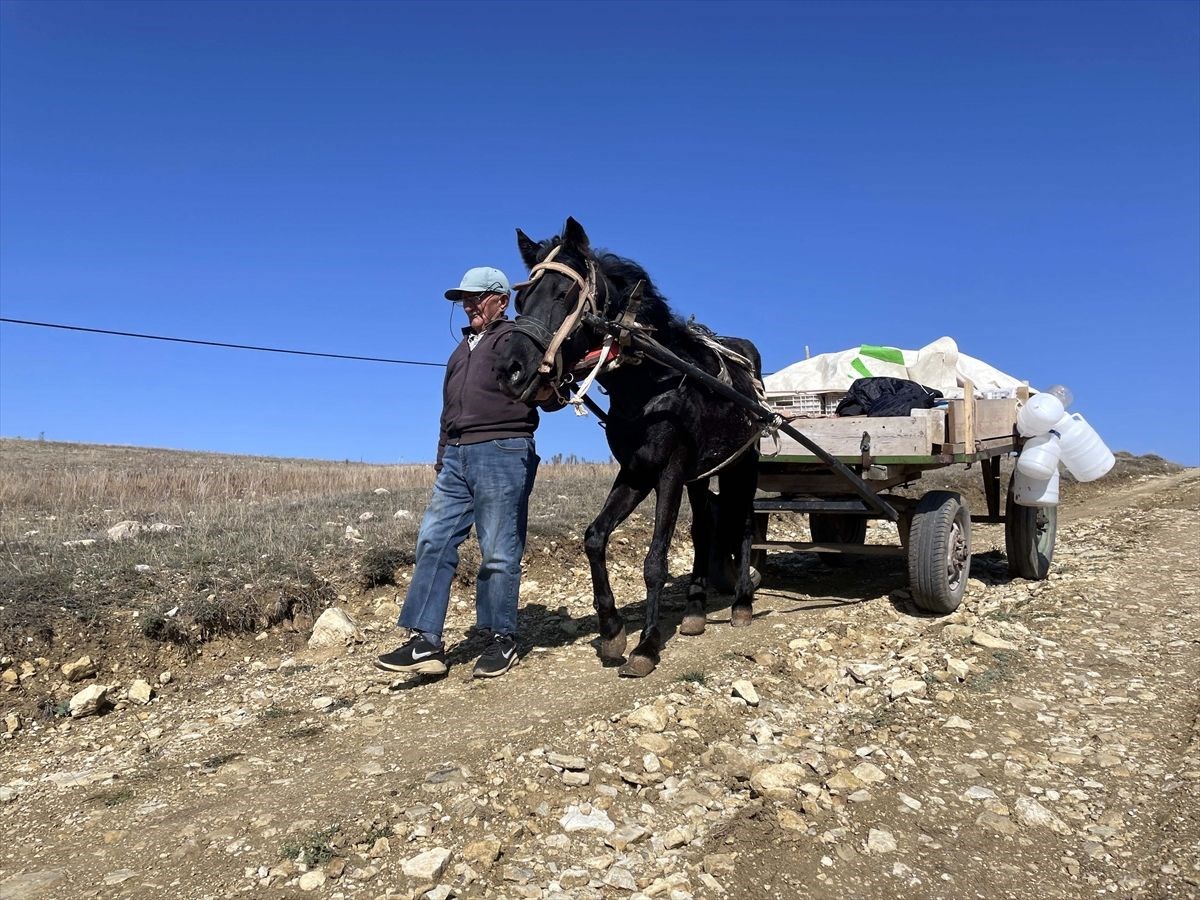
[
  {"x1": 810, "y1": 513, "x2": 867, "y2": 567},
  {"x1": 750, "y1": 512, "x2": 769, "y2": 570},
  {"x1": 907, "y1": 491, "x2": 971, "y2": 614},
  {"x1": 1005, "y1": 484, "x2": 1056, "y2": 580}
]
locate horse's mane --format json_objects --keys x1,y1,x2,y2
[
  {"x1": 532, "y1": 237, "x2": 690, "y2": 345},
  {"x1": 531, "y1": 236, "x2": 760, "y2": 391}
]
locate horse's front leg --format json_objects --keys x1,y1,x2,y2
[
  {"x1": 679, "y1": 481, "x2": 713, "y2": 636},
  {"x1": 622, "y1": 461, "x2": 687, "y2": 678},
  {"x1": 585, "y1": 472, "x2": 651, "y2": 665}
]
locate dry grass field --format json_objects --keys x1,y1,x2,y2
[{"x1": 0, "y1": 438, "x2": 620, "y2": 656}]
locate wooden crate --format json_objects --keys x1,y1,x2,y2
[
  {"x1": 762, "y1": 408, "x2": 946, "y2": 458},
  {"x1": 762, "y1": 374, "x2": 1024, "y2": 461},
  {"x1": 946, "y1": 397, "x2": 1019, "y2": 444}
]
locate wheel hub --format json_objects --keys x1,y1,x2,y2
[{"x1": 946, "y1": 521, "x2": 968, "y2": 586}]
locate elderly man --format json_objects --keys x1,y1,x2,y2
[{"x1": 376, "y1": 266, "x2": 547, "y2": 678}]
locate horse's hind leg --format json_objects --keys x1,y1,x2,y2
[
  {"x1": 720, "y1": 454, "x2": 760, "y2": 628},
  {"x1": 623, "y1": 460, "x2": 687, "y2": 678},
  {"x1": 585, "y1": 472, "x2": 651, "y2": 665},
  {"x1": 679, "y1": 481, "x2": 713, "y2": 636}
]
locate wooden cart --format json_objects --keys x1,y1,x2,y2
[
  {"x1": 582, "y1": 320, "x2": 1054, "y2": 617},
  {"x1": 753, "y1": 383, "x2": 1056, "y2": 614}
]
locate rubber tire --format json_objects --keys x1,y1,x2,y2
[
  {"x1": 907, "y1": 490, "x2": 971, "y2": 614},
  {"x1": 810, "y1": 513, "x2": 868, "y2": 568},
  {"x1": 1005, "y1": 484, "x2": 1056, "y2": 580}
]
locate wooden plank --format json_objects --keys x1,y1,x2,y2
[
  {"x1": 945, "y1": 404, "x2": 965, "y2": 443},
  {"x1": 972, "y1": 399, "x2": 1018, "y2": 440},
  {"x1": 961, "y1": 378, "x2": 975, "y2": 450},
  {"x1": 753, "y1": 540, "x2": 906, "y2": 558},
  {"x1": 946, "y1": 395, "x2": 1017, "y2": 445},
  {"x1": 757, "y1": 474, "x2": 860, "y2": 494},
  {"x1": 766, "y1": 454, "x2": 954, "y2": 464},
  {"x1": 758, "y1": 472, "x2": 921, "y2": 493},
  {"x1": 933, "y1": 434, "x2": 1017, "y2": 457},
  {"x1": 762, "y1": 408, "x2": 945, "y2": 458}
]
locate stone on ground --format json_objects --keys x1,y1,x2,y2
[
  {"x1": 61, "y1": 656, "x2": 96, "y2": 682},
  {"x1": 307, "y1": 608, "x2": 365, "y2": 649},
  {"x1": 69, "y1": 684, "x2": 110, "y2": 718},
  {"x1": 402, "y1": 847, "x2": 452, "y2": 881}
]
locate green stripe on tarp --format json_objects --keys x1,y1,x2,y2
[
  {"x1": 859, "y1": 344, "x2": 906, "y2": 365},
  {"x1": 851, "y1": 358, "x2": 873, "y2": 378}
]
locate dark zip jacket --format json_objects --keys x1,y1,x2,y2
[{"x1": 436, "y1": 317, "x2": 542, "y2": 470}]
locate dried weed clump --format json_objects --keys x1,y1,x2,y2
[{"x1": 358, "y1": 547, "x2": 415, "y2": 590}]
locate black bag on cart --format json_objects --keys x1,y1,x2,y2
[{"x1": 835, "y1": 377, "x2": 943, "y2": 417}]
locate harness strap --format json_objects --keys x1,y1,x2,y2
[
  {"x1": 536, "y1": 260, "x2": 595, "y2": 376},
  {"x1": 674, "y1": 327, "x2": 774, "y2": 480},
  {"x1": 530, "y1": 261, "x2": 588, "y2": 294},
  {"x1": 567, "y1": 333, "x2": 615, "y2": 417},
  {"x1": 616, "y1": 280, "x2": 645, "y2": 347},
  {"x1": 691, "y1": 425, "x2": 765, "y2": 482},
  {"x1": 511, "y1": 245, "x2": 563, "y2": 292}
]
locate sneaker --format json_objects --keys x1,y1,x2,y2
[
  {"x1": 473, "y1": 632, "x2": 518, "y2": 678},
  {"x1": 374, "y1": 633, "x2": 447, "y2": 676}
]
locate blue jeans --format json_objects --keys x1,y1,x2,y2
[{"x1": 398, "y1": 437, "x2": 539, "y2": 641}]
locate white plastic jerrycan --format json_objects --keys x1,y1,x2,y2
[
  {"x1": 1017, "y1": 392, "x2": 1065, "y2": 437},
  {"x1": 1016, "y1": 431, "x2": 1062, "y2": 480},
  {"x1": 1055, "y1": 413, "x2": 1115, "y2": 482},
  {"x1": 1013, "y1": 466, "x2": 1060, "y2": 507}
]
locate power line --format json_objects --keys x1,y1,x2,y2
[{"x1": 0, "y1": 317, "x2": 446, "y2": 368}]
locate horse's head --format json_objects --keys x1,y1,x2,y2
[{"x1": 497, "y1": 216, "x2": 603, "y2": 404}]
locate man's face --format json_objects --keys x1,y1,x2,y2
[{"x1": 461, "y1": 292, "x2": 507, "y2": 333}]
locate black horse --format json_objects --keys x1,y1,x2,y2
[{"x1": 496, "y1": 218, "x2": 764, "y2": 677}]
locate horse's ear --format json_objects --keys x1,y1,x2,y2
[
  {"x1": 562, "y1": 216, "x2": 590, "y2": 251},
  {"x1": 516, "y1": 228, "x2": 540, "y2": 269}
]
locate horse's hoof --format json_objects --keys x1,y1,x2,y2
[
  {"x1": 618, "y1": 655, "x2": 657, "y2": 678},
  {"x1": 730, "y1": 606, "x2": 754, "y2": 627},
  {"x1": 679, "y1": 615, "x2": 707, "y2": 636},
  {"x1": 599, "y1": 627, "x2": 628, "y2": 663}
]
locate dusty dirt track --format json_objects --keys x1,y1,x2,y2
[{"x1": 2, "y1": 468, "x2": 1198, "y2": 900}]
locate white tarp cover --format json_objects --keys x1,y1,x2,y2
[{"x1": 764, "y1": 336, "x2": 1027, "y2": 398}]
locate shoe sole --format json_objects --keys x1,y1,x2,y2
[
  {"x1": 472, "y1": 654, "x2": 518, "y2": 679},
  {"x1": 373, "y1": 658, "x2": 448, "y2": 676}
]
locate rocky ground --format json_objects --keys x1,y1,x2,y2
[{"x1": 2, "y1": 467, "x2": 1198, "y2": 900}]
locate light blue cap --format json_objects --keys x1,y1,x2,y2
[{"x1": 444, "y1": 266, "x2": 511, "y2": 301}]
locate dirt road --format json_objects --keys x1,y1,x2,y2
[{"x1": 2, "y1": 469, "x2": 1198, "y2": 899}]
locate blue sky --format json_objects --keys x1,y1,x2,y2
[{"x1": 1, "y1": 0, "x2": 1197, "y2": 465}]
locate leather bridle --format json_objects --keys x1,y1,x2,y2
[{"x1": 511, "y1": 245, "x2": 603, "y2": 380}]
